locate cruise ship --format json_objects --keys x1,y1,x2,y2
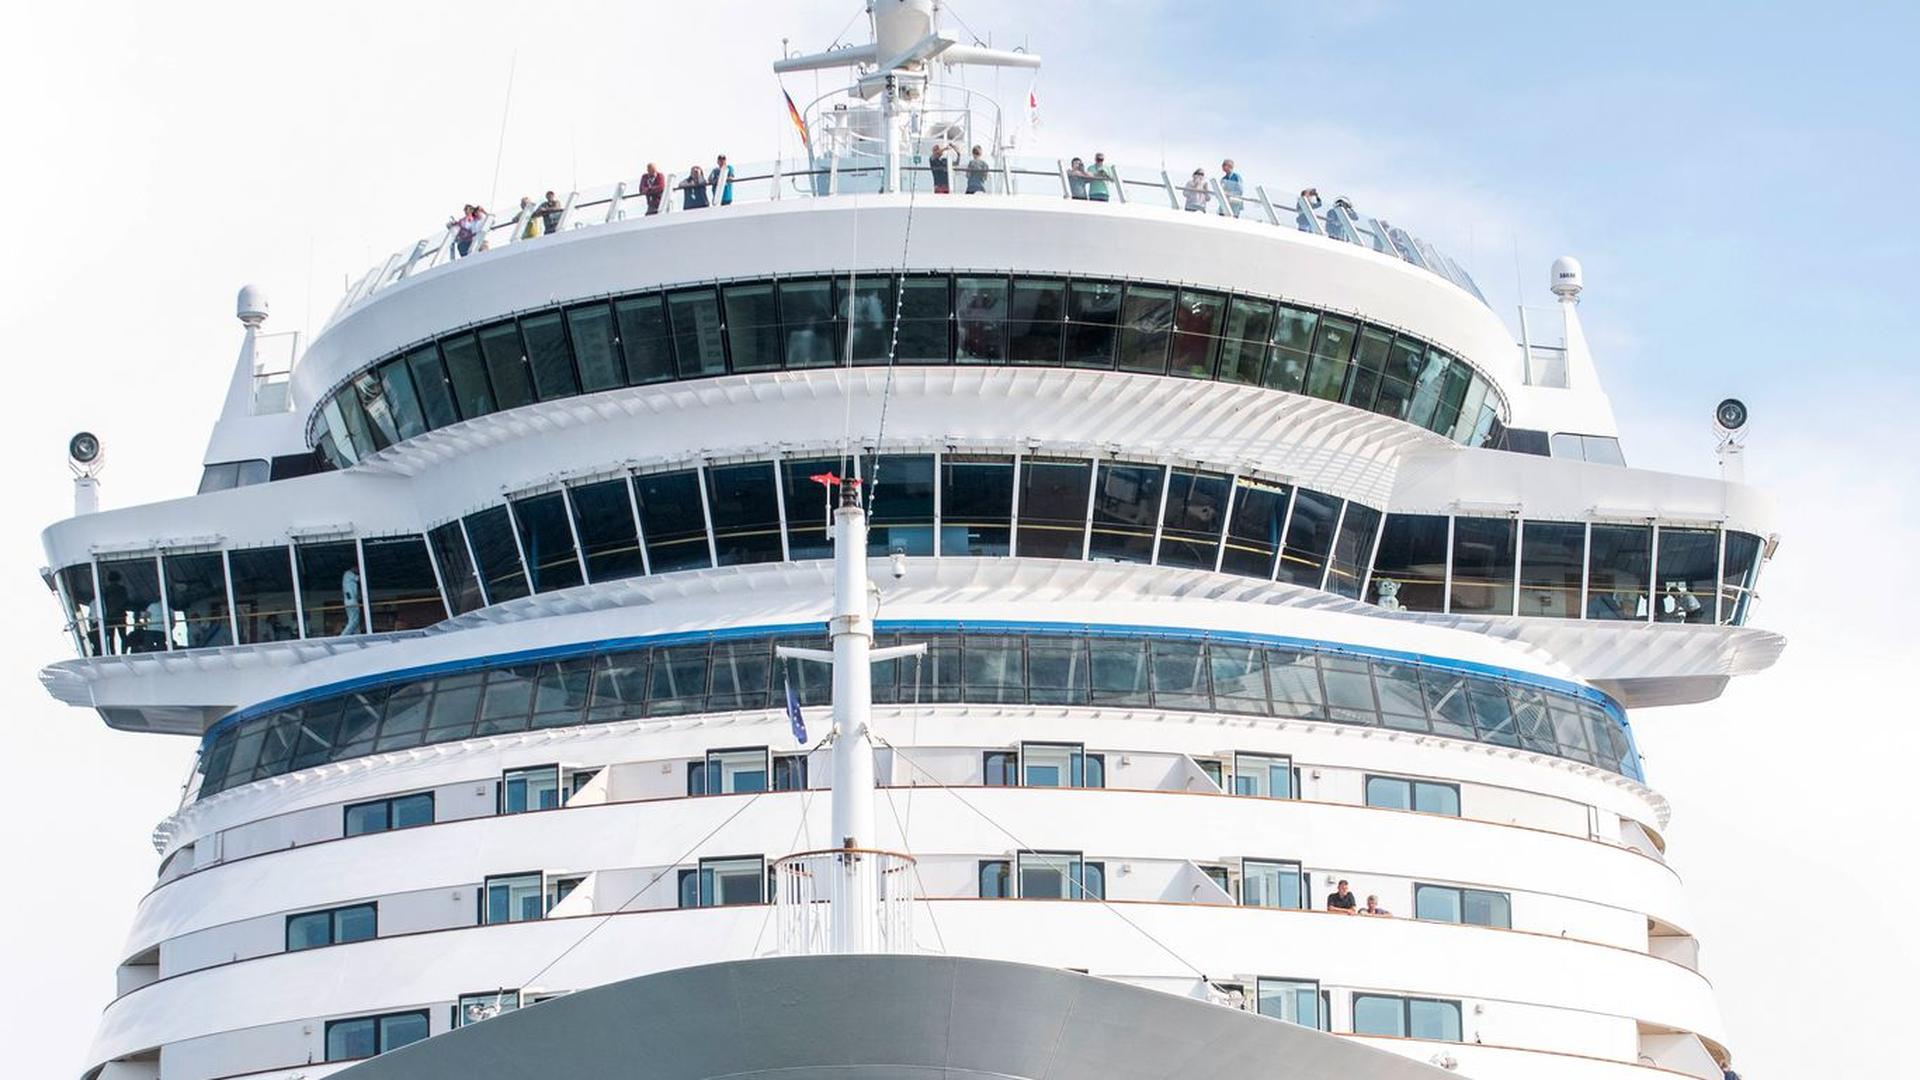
[{"x1": 39, "y1": 3, "x2": 1781, "y2": 1078}]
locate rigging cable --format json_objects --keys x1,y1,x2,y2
[{"x1": 872, "y1": 732, "x2": 1211, "y2": 980}]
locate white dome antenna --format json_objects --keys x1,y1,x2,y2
[
  {"x1": 236, "y1": 283, "x2": 270, "y2": 328},
  {"x1": 1550, "y1": 256, "x2": 1584, "y2": 302}
]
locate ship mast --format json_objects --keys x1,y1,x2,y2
[
  {"x1": 777, "y1": 480, "x2": 923, "y2": 953},
  {"x1": 773, "y1": 0, "x2": 1041, "y2": 193}
]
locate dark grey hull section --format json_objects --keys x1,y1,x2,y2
[{"x1": 338, "y1": 954, "x2": 1453, "y2": 1079}]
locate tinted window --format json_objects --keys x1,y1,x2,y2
[
  {"x1": 1587, "y1": 523, "x2": 1651, "y2": 621},
  {"x1": 1217, "y1": 296, "x2": 1275, "y2": 385},
  {"x1": 865, "y1": 454, "x2": 936, "y2": 555},
  {"x1": 520, "y1": 312, "x2": 578, "y2": 400},
  {"x1": 954, "y1": 276, "x2": 1007, "y2": 363},
  {"x1": 1264, "y1": 305, "x2": 1317, "y2": 393},
  {"x1": 1117, "y1": 285, "x2": 1174, "y2": 373},
  {"x1": 706, "y1": 463, "x2": 783, "y2": 565},
  {"x1": 668, "y1": 288, "x2": 727, "y2": 376},
  {"x1": 476, "y1": 321, "x2": 534, "y2": 409},
  {"x1": 1450, "y1": 517, "x2": 1517, "y2": 615},
  {"x1": 569, "y1": 478, "x2": 645, "y2": 581},
  {"x1": 427, "y1": 522, "x2": 484, "y2": 615},
  {"x1": 941, "y1": 455, "x2": 1014, "y2": 556},
  {"x1": 374, "y1": 358, "x2": 427, "y2": 440},
  {"x1": 723, "y1": 283, "x2": 782, "y2": 372},
  {"x1": 404, "y1": 344, "x2": 460, "y2": 428},
  {"x1": 295, "y1": 541, "x2": 361, "y2": 638},
  {"x1": 58, "y1": 563, "x2": 100, "y2": 656},
  {"x1": 634, "y1": 470, "x2": 712, "y2": 573},
  {"x1": 1016, "y1": 458, "x2": 1091, "y2": 558},
  {"x1": 1221, "y1": 479, "x2": 1289, "y2": 578},
  {"x1": 350, "y1": 370, "x2": 398, "y2": 450},
  {"x1": 780, "y1": 279, "x2": 838, "y2": 368},
  {"x1": 614, "y1": 294, "x2": 674, "y2": 383},
  {"x1": 839, "y1": 277, "x2": 893, "y2": 365},
  {"x1": 361, "y1": 536, "x2": 446, "y2": 630},
  {"x1": 1006, "y1": 279, "x2": 1064, "y2": 364},
  {"x1": 229, "y1": 547, "x2": 300, "y2": 643},
  {"x1": 1654, "y1": 527, "x2": 1717, "y2": 624},
  {"x1": 1276, "y1": 489, "x2": 1341, "y2": 587},
  {"x1": 782, "y1": 456, "x2": 847, "y2": 560},
  {"x1": 1518, "y1": 521, "x2": 1584, "y2": 618},
  {"x1": 565, "y1": 303, "x2": 625, "y2": 391},
  {"x1": 439, "y1": 332, "x2": 495, "y2": 419},
  {"x1": 1169, "y1": 290, "x2": 1225, "y2": 378},
  {"x1": 1088, "y1": 462, "x2": 1163, "y2": 563},
  {"x1": 1303, "y1": 315, "x2": 1356, "y2": 401},
  {"x1": 896, "y1": 275, "x2": 951, "y2": 363},
  {"x1": 163, "y1": 552, "x2": 231, "y2": 649},
  {"x1": 1158, "y1": 469, "x2": 1231, "y2": 569},
  {"x1": 511, "y1": 491, "x2": 584, "y2": 592},
  {"x1": 1371, "y1": 514, "x2": 1448, "y2": 612},
  {"x1": 1065, "y1": 281, "x2": 1122, "y2": 368},
  {"x1": 1325, "y1": 504, "x2": 1381, "y2": 599},
  {"x1": 464, "y1": 506, "x2": 530, "y2": 605}
]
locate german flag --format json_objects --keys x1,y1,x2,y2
[{"x1": 784, "y1": 88, "x2": 811, "y2": 154}]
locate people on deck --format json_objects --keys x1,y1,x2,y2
[
  {"x1": 537, "y1": 190, "x2": 564, "y2": 234},
  {"x1": 679, "y1": 165, "x2": 710, "y2": 210},
  {"x1": 639, "y1": 164, "x2": 666, "y2": 215},
  {"x1": 1327, "y1": 879, "x2": 1359, "y2": 914},
  {"x1": 710, "y1": 154, "x2": 734, "y2": 206},
  {"x1": 517, "y1": 196, "x2": 541, "y2": 239},
  {"x1": 1085, "y1": 152, "x2": 1114, "y2": 201},
  {"x1": 929, "y1": 143, "x2": 952, "y2": 193},
  {"x1": 965, "y1": 145, "x2": 990, "y2": 193},
  {"x1": 1361, "y1": 895, "x2": 1393, "y2": 917},
  {"x1": 1183, "y1": 169, "x2": 1211, "y2": 212},
  {"x1": 450, "y1": 205, "x2": 484, "y2": 257},
  {"x1": 1219, "y1": 159, "x2": 1244, "y2": 215},
  {"x1": 1067, "y1": 157, "x2": 1090, "y2": 199},
  {"x1": 1296, "y1": 187, "x2": 1323, "y2": 231}
]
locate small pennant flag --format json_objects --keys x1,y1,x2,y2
[
  {"x1": 1026, "y1": 82, "x2": 1040, "y2": 128},
  {"x1": 783, "y1": 667, "x2": 809, "y2": 744}
]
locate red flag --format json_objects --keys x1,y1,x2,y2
[{"x1": 809, "y1": 472, "x2": 840, "y2": 487}]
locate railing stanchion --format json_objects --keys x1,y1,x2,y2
[
  {"x1": 604, "y1": 181, "x2": 628, "y2": 224},
  {"x1": 556, "y1": 190, "x2": 579, "y2": 233},
  {"x1": 772, "y1": 158, "x2": 782, "y2": 201},
  {"x1": 1254, "y1": 185, "x2": 1280, "y2": 227},
  {"x1": 1055, "y1": 157, "x2": 1071, "y2": 199},
  {"x1": 1110, "y1": 165, "x2": 1128, "y2": 204},
  {"x1": 1160, "y1": 170, "x2": 1179, "y2": 210}
]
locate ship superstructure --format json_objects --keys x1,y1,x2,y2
[{"x1": 41, "y1": 4, "x2": 1779, "y2": 1079}]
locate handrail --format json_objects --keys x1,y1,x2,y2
[{"x1": 325, "y1": 153, "x2": 1492, "y2": 329}]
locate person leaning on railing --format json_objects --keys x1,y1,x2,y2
[
  {"x1": 929, "y1": 143, "x2": 952, "y2": 193},
  {"x1": 1085, "y1": 152, "x2": 1114, "y2": 201},
  {"x1": 537, "y1": 190, "x2": 563, "y2": 234},
  {"x1": 1183, "y1": 169, "x2": 1212, "y2": 212},
  {"x1": 639, "y1": 164, "x2": 665, "y2": 215},
  {"x1": 679, "y1": 165, "x2": 709, "y2": 210}
]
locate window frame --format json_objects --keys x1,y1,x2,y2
[
  {"x1": 323, "y1": 1009, "x2": 431, "y2": 1062},
  {"x1": 342, "y1": 790, "x2": 435, "y2": 836},
  {"x1": 285, "y1": 901, "x2": 378, "y2": 952},
  {"x1": 498, "y1": 763, "x2": 563, "y2": 814}
]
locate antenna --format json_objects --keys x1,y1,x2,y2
[{"x1": 488, "y1": 52, "x2": 518, "y2": 210}]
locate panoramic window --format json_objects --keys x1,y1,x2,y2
[
  {"x1": 706, "y1": 462, "x2": 783, "y2": 565},
  {"x1": 633, "y1": 470, "x2": 713, "y2": 573},
  {"x1": 1325, "y1": 504, "x2": 1381, "y2": 599},
  {"x1": 940, "y1": 455, "x2": 1014, "y2": 556},
  {"x1": 286, "y1": 902, "x2": 377, "y2": 951},
  {"x1": 566, "y1": 303, "x2": 625, "y2": 391},
  {"x1": 1587, "y1": 523, "x2": 1652, "y2": 621},
  {"x1": 1365, "y1": 775, "x2": 1461, "y2": 816},
  {"x1": 1517, "y1": 521, "x2": 1585, "y2": 618},
  {"x1": 361, "y1": 535, "x2": 446, "y2": 630},
  {"x1": 1088, "y1": 461, "x2": 1163, "y2": 563},
  {"x1": 324, "y1": 1010, "x2": 429, "y2": 1062},
  {"x1": 864, "y1": 454, "x2": 937, "y2": 555},
  {"x1": 426, "y1": 522, "x2": 484, "y2": 616},
  {"x1": 568, "y1": 477, "x2": 646, "y2": 581},
  {"x1": 56, "y1": 563, "x2": 100, "y2": 656},
  {"x1": 295, "y1": 541, "x2": 362, "y2": 638},
  {"x1": 97, "y1": 556, "x2": 164, "y2": 655},
  {"x1": 1277, "y1": 489, "x2": 1342, "y2": 587},
  {"x1": 463, "y1": 506, "x2": 531, "y2": 605},
  {"x1": 1371, "y1": 514, "x2": 1448, "y2": 612},
  {"x1": 1654, "y1": 527, "x2": 1718, "y2": 624},
  {"x1": 1414, "y1": 883, "x2": 1512, "y2": 928},
  {"x1": 1220, "y1": 478, "x2": 1290, "y2": 578},
  {"x1": 1450, "y1": 516, "x2": 1517, "y2": 615},
  {"x1": 343, "y1": 791, "x2": 434, "y2": 836},
  {"x1": 482, "y1": 872, "x2": 548, "y2": 924},
  {"x1": 1351, "y1": 995, "x2": 1463, "y2": 1042},
  {"x1": 1157, "y1": 469, "x2": 1231, "y2": 569}
]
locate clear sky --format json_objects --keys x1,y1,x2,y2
[{"x1": 1, "y1": 2, "x2": 1913, "y2": 1076}]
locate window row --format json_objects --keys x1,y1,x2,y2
[
  {"x1": 308, "y1": 273, "x2": 1509, "y2": 473},
  {"x1": 49, "y1": 459, "x2": 1768, "y2": 662},
  {"x1": 192, "y1": 626, "x2": 1638, "y2": 800},
  {"x1": 1370, "y1": 515, "x2": 1767, "y2": 624},
  {"x1": 322, "y1": 983, "x2": 1458, "y2": 1065}
]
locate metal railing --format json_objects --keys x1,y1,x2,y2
[
  {"x1": 773, "y1": 846, "x2": 919, "y2": 956},
  {"x1": 327, "y1": 153, "x2": 1489, "y2": 326}
]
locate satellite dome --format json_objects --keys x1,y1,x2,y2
[{"x1": 1550, "y1": 256, "x2": 1584, "y2": 299}]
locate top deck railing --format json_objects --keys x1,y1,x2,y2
[{"x1": 326, "y1": 153, "x2": 1488, "y2": 328}]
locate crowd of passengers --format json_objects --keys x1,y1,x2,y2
[{"x1": 442, "y1": 148, "x2": 1390, "y2": 256}]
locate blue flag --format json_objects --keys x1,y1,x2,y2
[{"x1": 784, "y1": 668, "x2": 808, "y2": 744}]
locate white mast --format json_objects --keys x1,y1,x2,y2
[{"x1": 777, "y1": 481, "x2": 923, "y2": 953}]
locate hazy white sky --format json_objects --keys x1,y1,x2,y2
[{"x1": 1, "y1": 2, "x2": 1914, "y2": 1076}]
